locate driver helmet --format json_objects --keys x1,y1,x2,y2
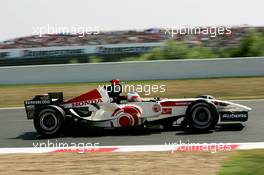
[{"x1": 127, "y1": 92, "x2": 141, "y2": 102}]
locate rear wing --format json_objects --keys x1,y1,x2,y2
[{"x1": 24, "y1": 92, "x2": 63, "y2": 119}]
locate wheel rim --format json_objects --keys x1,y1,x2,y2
[
  {"x1": 192, "y1": 106, "x2": 211, "y2": 128},
  {"x1": 39, "y1": 112, "x2": 58, "y2": 131}
]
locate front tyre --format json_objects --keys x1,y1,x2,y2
[
  {"x1": 34, "y1": 107, "x2": 65, "y2": 137},
  {"x1": 186, "y1": 101, "x2": 218, "y2": 131}
]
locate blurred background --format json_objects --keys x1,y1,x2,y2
[
  {"x1": 0, "y1": 0, "x2": 263, "y2": 66},
  {"x1": 0, "y1": 26, "x2": 263, "y2": 66}
]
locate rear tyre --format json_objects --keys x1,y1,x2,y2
[
  {"x1": 186, "y1": 101, "x2": 218, "y2": 131},
  {"x1": 34, "y1": 107, "x2": 65, "y2": 137}
]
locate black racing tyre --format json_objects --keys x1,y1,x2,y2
[
  {"x1": 186, "y1": 101, "x2": 218, "y2": 131},
  {"x1": 34, "y1": 107, "x2": 65, "y2": 137}
]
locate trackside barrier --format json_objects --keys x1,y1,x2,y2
[{"x1": 0, "y1": 57, "x2": 264, "y2": 84}]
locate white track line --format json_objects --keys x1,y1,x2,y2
[{"x1": 0, "y1": 107, "x2": 24, "y2": 110}]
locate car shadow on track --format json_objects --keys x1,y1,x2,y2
[
  {"x1": 175, "y1": 124, "x2": 245, "y2": 135},
  {"x1": 11, "y1": 128, "x2": 163, "y2": 140},
  {"x1": 11, "y1": 132, "x2": 39, "y2": 140},
  {"x1": 175, "y1": 130, "x2": 214, "y2": 135},
  {"x1": 215, "y1": 124, "x2": 245, "y2": 132}
]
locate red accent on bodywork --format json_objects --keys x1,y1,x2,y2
[
  {"x1": 112, "y1": 107, "x2": 121, "y2": 116},
  {"x1": 162, "y1": 108, "x2": 172, "y2": 114},
  {"x1": 111, "y1": 105, "x2": 141, "y2": 126},
  {"x1": 213, "y1": 101, "x2": 219, "y2": 105},
  {"x1": 123, "y1": 106, "x2": 139, "y2": 125},
  {"x1": 119, "y1": 116, "x2": 131, "y2": 127},
  {"x1": 131, "y1": 96, "x2": 138, "y2": 100},
  {"x1": 123, "y1": 106, "x2": 142, "y2": 115},
  {"x1": 65, "y1": 89, "x2": 102, "y2": 103},
  {"x1": 160, "y1": 101, "x2": 192, "y2": 107}
]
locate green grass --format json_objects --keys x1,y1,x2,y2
[
  {"x1": 1, "y1": 76, "x2": 264, "y2": 108},
  {"x1": 219, "y1": 150, "x2": 264, "y2": 175}
]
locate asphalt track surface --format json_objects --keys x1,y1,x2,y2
[{"x1": 0, "y1": 100, "x2": 263, "y2": 148}]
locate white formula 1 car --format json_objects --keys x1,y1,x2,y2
[{"x1": 24, "y1": 84, "x2": 251, "y2": 136}]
